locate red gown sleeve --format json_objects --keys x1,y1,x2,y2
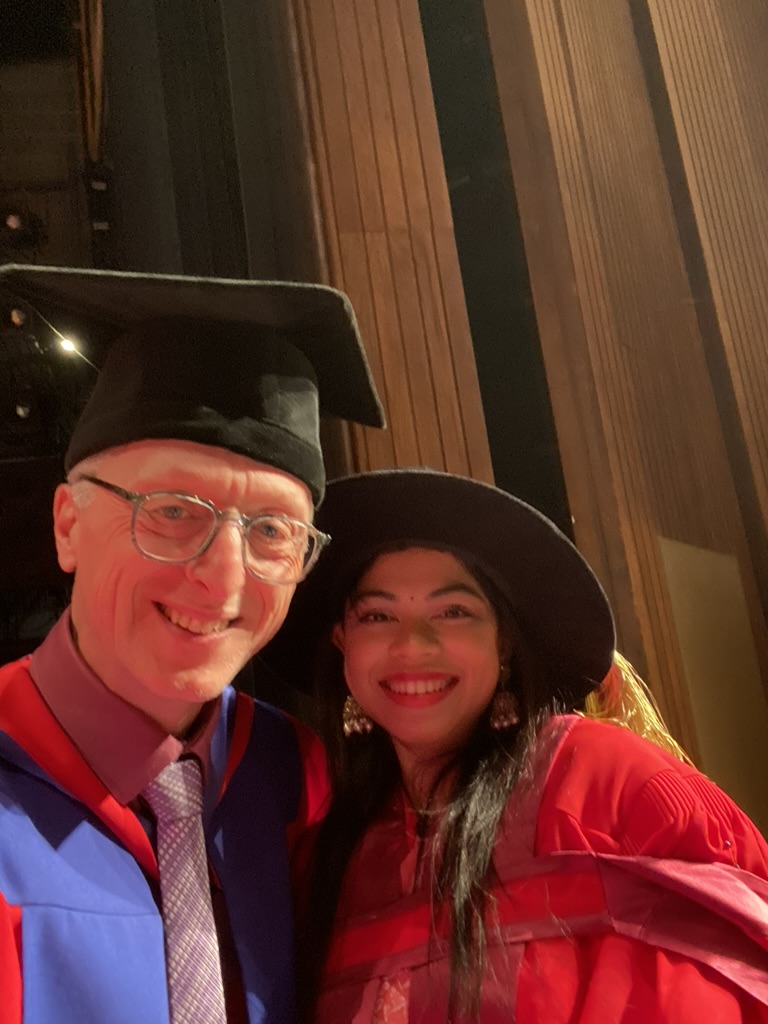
[
  {"x1": 520, "y1": 717, "x2": 768, "y2": 1024},
  {"x1": 536, "y1": 716, "x2": 768, "y2": 877},
  {"x1": 283, "y1": 716, "x2": 331, "y2": 902}
]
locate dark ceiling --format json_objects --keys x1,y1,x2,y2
[
  {"x1": 0, "y1": 0, "x2": 572, "y2": 660},
  {"x1": 0, "y1": 0, "x2": 71, "y2": 65}
]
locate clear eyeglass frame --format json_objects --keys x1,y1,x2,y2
[{"x1": 76, "y1": 474, "x2": 330, "y2": 585}]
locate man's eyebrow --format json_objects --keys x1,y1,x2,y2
[
  {"x1": 131, "y1": 478, "x2": 206, "y2": 496},
  {"x1": 130, "y1": 478, "x2": 304, "y2": 510}
]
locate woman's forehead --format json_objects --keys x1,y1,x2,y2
[{"x1": 352, "y1": 546, "x2": 484, "y2": 594}]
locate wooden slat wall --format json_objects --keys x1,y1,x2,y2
[
  {"x1": 644, "y1": 0, "x2": 768, "y2": 542},
  {"x1": 0, "y1": 59, "x2": 92, "y2": 267},
  {"x1": 482, "y1": 0, "x2": 768, "y2": 757},
  {"x1": 287, "y1": 0, "x2": 494, "y2": 481}
]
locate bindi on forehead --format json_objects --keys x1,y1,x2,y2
[{"x1": 351, "y1": 582, "x2": 488, "y2": 606}]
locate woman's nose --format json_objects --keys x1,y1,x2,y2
[{"x1": 389, "y1": 618, "x2": 440, "y2": 656}]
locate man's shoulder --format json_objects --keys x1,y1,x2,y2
[
  {"x1": 225, "y1": 689, "x2": 324, "y2": 767},
  {"x1": 251, "y1": 697, "x2": 326, "y2": 770},
  {"x1": 218, "y1": 691, "x2": 329, "y2": 826},
  {"x1": 0, "y1": 656, "x2": 35, "y2": 713},
  {"x1": 0, "y1": 655, "x2": 34, "y2": 686}
]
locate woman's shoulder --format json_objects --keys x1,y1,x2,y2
[
  {"x1": 544, "y1": 712, "x2": 692, "y2": 776},
  {"x1": 533, "y1": 715, "x2": 768, "y2": 876}
]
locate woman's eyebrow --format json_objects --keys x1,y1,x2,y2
[
  {"x1": 429, "y1": 583, "x2": 486, "y2": 600},
  {"x1": 350, "y1": 588, "x2": 396, "y2": 605},
  {"x1": 350, "y1": 583, "x2": 486, "y2": 606}
]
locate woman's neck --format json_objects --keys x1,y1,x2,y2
[{"x1": 398, "y1": 751, "x2": 456, "y2": 811}]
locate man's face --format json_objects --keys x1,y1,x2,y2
[{"x1": 53, "y1": 440, "x2": 313, "y2": 733}]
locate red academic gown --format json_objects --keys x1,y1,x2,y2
[
  {"x1": 318, "y1": 716, "x2": 768, "y2": 1023},
  {"x1": 0, "y1": 656, "x2": 330, "y2": 1024}
]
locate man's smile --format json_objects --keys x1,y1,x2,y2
[{"x1": 157, "y1": 603, "x2": 238, "y2": 635}]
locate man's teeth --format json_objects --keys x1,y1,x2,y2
[
  {"x1": 385, "y1": 678, "x2": 452, "y2": 695},
  {"x1": 162, "y1": 606, "x2": 230, "y2": 634}
]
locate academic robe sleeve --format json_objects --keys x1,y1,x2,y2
[
  {"x1": 284, "y1": 716, "x2": 331, "y2": 903},
  {"x1": 0, "y1": 893, "x2": 22, "y2": 1024},
  {"x1": 535, "y1": 716, "x2": 768, "y2": 876},
  {"x1": 519, "y1": 717, "x2": 768, "y2": 1024}
]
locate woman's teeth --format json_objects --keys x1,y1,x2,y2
[{"x1": 384, "y1": 677, "x2": 453, "y2": 695}]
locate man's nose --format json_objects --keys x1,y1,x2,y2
[{"x1": 186, "y1": 521, "x2": 246, "y2": 596}]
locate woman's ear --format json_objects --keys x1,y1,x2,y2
[
  {"x1": 331, "y1": 621, "x2": 346, "y2": 654},
  {"x1": 497, "y1": 629, "x2": 514, "y2": 671}
]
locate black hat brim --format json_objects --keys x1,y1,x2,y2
[
  {"x1": 0, "y1": 263, "x2": 385, "y2": 428},
  {"x1": 259, "y1": 469, "x2": 616, "y2": 705}
]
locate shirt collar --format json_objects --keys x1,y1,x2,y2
[{"x1": 29, "y1": 609, "x2": 221, "y2": 804}]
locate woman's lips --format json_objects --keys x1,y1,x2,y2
[{"x1": 380, "y1": 673, "x2": 458, "y2": 706}]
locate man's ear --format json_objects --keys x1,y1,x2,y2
[
  {"x1": 53, "y1": 483, "x2": 79, "y2": 574},
  {"x1": 331, "y1": 621, "x2": 346, "y2": 654}
]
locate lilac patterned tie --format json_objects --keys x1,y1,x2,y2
[{"x1": 143, "y1": 759, "x2": 227, "y2": 1024}]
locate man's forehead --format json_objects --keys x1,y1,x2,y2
[{"x1": 90, "y1": 440, "x2": 313, "y2": 510}]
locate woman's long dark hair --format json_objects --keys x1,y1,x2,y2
[{"x1": 297, "y1": 555, "x2": 563, "y2": 1021}]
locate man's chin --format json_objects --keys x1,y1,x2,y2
[
  {"x1": 141, "y1": 641, "x2": 261, "y2": 706},
  {"x1": 166, "y1": 671, "x2": 234, "y2": 703}
]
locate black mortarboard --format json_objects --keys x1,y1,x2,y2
[{"x1": 0, "y1": 264, "x2": 385, "y2": 504}]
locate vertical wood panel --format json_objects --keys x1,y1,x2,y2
[
  {"x1": 337, "y1": 232, "x2": 394, "y2": 469},
  {"x1": 484, "y1": 0, "x2": 768, "y2": 758},
  {"x1": 289, "y1": 0, "x2": 493, "y2": 482},
  {"x1": 365, "y1": 232, "x2": 424, "y2": 463},
  {"x1": 386, "y1": 231, "x2": 444, "y2": 465},
  {"x1": 396, "y1": 0, "x2": 496, "y2": 478},
  {"x1": 644, "y1": 0, "x2": 768, "y2": 541},
  {"x1": 432, "y1": 229, "x2": 498, "y2": 480},
  {"x1": 485, "y1": 0, "x2": 692, "y2": 748}
]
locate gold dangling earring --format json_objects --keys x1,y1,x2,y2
[
  {"x1": 343, "y1": 694, "x2": 373, "y2": 737},
  {"x1": 490, "y1": 663, "x2": 519, "y2": 731},
  {"x1": 490, "y1": 690, "x2": 519, "y2": 730}
]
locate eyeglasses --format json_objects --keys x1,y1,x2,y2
[{"x1": 77, "y1": 475, "x2": 331, "y2": 585}]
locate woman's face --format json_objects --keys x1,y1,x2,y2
[{"x1": 333, "y1": 547, "x2": 504, "y2": 771}]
